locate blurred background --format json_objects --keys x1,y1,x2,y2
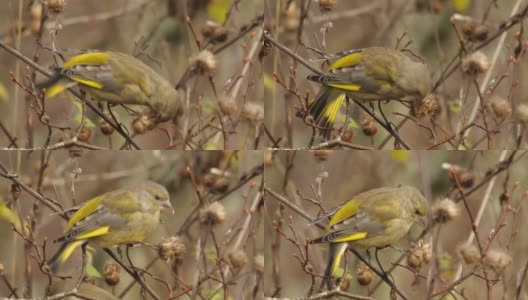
[
  {"x1": 0, "y1": 150, "x2": 263, "y2": 299},
  {"x1": 264, "y1": 0, "x2": 528, "y2": 149},
  {"x1": 0, "y1": 0, "x2": 264, "y2": 150},
  {"x1": 264, "y1": 150, "x2": 528, "y2": 299}
]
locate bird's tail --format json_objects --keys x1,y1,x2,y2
[
  {"x1": 321, "y1": 242, "x2": 348, "y2": 289},
  {"x1": 307, "y1": 85, "x2": 346, "y2": 139},
  {"x1": 47, "y1": 240, "x2": 84, "y2": 272},
  {"x1": 36, "y1": 68, "x2": 78, "y2": 98}
]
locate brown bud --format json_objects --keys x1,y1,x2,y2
[
  {"x1": 361, "y1": 114, "x2": 378, "y2": 136},
  {"x1": 499, "y1": 192, "x2": 510, "y2": 207},
  {"x1": 341, "y1": 128, "x2": 353, "y2": 142},
  {"x1": 339, "y1": 277, "x2": 350, "y2": 291},
  {"x1": 312, "y1": 150, "x2": 332, "y2": 161},
  {"x1": 158, "y1": 236, "x2": 186, "y2": 261},
  {"x1": 199, "y1": 202, "x2": 226, "y2": 225},
  {"x1": 77, "y1": 127, "x2": 92, "y2": 142},
  {"x1": 103, "y1": 260, "x2": 121, "y2": 286},
  {"x1": 228, "y1": 249, "x2": 248, "y2": 272},
  {"x1": 356, "y1": 262, "x2": 373, "y2": 286},
  {"x1": 98, "y1": 112, "x2": 116, "y2": 135}
]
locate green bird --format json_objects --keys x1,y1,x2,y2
[
  {"x1": 307, "y1": 47, "x2": 431, "y2": 139},
  {"x1": 310, "y1": 186, "x2": 427, "y2": 288},
  {"x1": 48, "y1": 181, "x2": 174, "y2": 271}
]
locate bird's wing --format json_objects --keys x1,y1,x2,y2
[{"x1": 54, "y1": 203, "x2": 126, "y2": 244}]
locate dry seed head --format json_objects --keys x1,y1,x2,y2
[
  {"x1": 103, "y1": 260, "x2": 121, "y2": 286},
  {"x1": 30, "y1": 3, "x2": 43, "y2": 34},
  {"x1": 98, "y1": 112, "x2": 117, "y2": 135},
  {"x1": 218, "y1": 95, "x2": 238, "y2": 116},
  {"x1": 132, "y1": 113, "x2": 155, "y2": 134},
  {"x1": 190, "y1": 50, "x2": 217, "y2": 74},
  {"x1": 412, "y1": 93, "x2": 440, "y2": 118},
  {"x1": 0, "y1": 263, "x2": 4, "y2": 275},
  {"x1": 199, "y1": 202, "x2": 226, "y2": 225},
  {"x1": 483, "y1": 249, "x2": 511, "y2": 274},
  {"x1": 283, "y1": 3, "x2": 300, "y2": 31},
  {"x1": 254, "y1": 254, "x2": 264, "y2": 274},
  {"x1": 201, "y1": 20, "x2": 228, "y2": 43},
  {"x1": 449, "y1": 169, "x2": 474, "y2": 188},
  {"x1": 47, "y1": 0, "x2": 65, "y2": 14},
  {"x1": 406, "y1": 240, "x2": 432, "y2": 270},
  {"x1": 356, "y1": 262, "x2": 373, "y2": 286},
  {"x1": 515, "y1": 104, "x2": 528, "y2": 122},
  {"x1": 158, "y1": 236, "x2": 186, "y2": 261},
  {"x1": 212, "y1": 177, "x2": 230, "y2": 194},
  {"x1": 458, "y1": 243, "x2": 480, "y2": 265},
  {"x1": 242, "y1": 103, "x2": 264, "y2": 122},
  {"x1": 228, "y1": 249, "x2": 248, "y2": 271},
  {"x1": 462, "y1": 21, "x2": 489, "y2": 42},
  {"x1": 319, "y1": 0, "x2": 337, "y2": 12},
  {"x1": 432, "y1": 198, "x2": 460, "y2": 224},
  {"x1": 462, "y1": 51, "x2": 490, "y2": 75},
  {"x1": 490, "y1": 97, "x2": 511, "y2": 120}
]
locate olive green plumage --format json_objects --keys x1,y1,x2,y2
[
  {"x1": 48, "y1": 181, "x2": 174, "y2": 272},
  {"x1": 38, "y1": 51, "x2": 182, "y2": 123},
  {"x1": 310, "y1": 186, "x2": 427, "y2": 288},
  {"x1": 307, "y1": 47, "x2": 431, "y2": 138}
]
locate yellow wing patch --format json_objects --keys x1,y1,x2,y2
[
  {"x1": 66, "y1": 196, "x2": 104, "y2": 230},
  {"x1": 75, "y1": 226, "x2": 110, "y2": 240},
  {"x1": 327, "y1": 83, "x2": 361, "y2": 91},
  {"x1": 63, "y1": 52, "x2": 109, "y2": 69},
  {"x1": 59, "y1": 240, "x2": 84, "y2": 263},
  {"x1": 332, "y1": 232, "x2": 368, "y2": 243},
  {"x1": 70, "y1": 76, "x2": 104, "y2": 89},
  {"x1": 328, "y1": 51, "x2": 361, "y2": 71}
]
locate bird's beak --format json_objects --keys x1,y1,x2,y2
[{"x1": 161, "y1": 200, "x2": 174, "y2": 214}]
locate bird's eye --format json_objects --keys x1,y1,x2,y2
[
  {"x1": 155, "y1": 195, "x2": 161, "y2": 200},
  {"x1": 415, "y1": 209, "x2": 420, "y2": 214}
]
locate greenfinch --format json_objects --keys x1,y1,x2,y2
[
  {"x1": 37, "y1": 51, "x2": 182, "y2": 124},
  {"x1": 48, "y1": 181, "x2": 173, "y2": 271},
  {"x1": 310, "y1": 186, "x2": 427, "y2": 288},
  {"x1": 307, "y1": 47, "x2": 431, "y2": 138}
]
